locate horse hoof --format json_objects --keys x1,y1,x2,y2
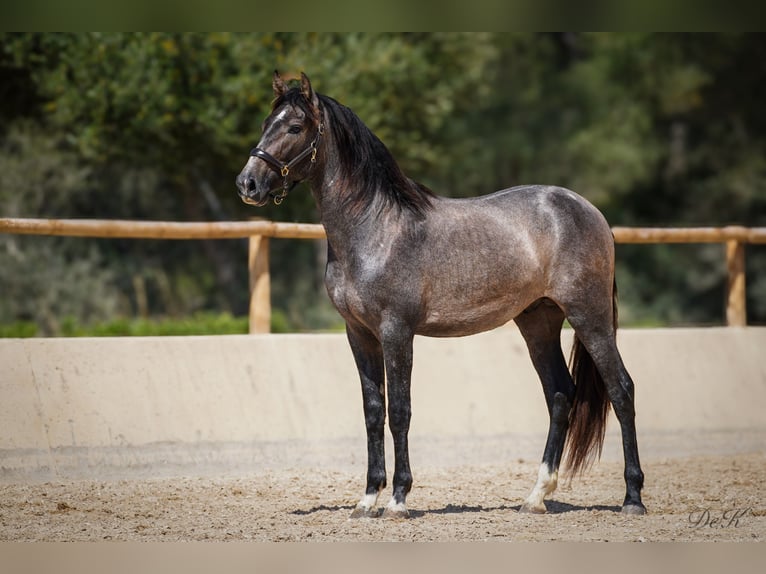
[
  {"x1": 519, "y1": 503, "x2": 547, "y2": 514},
  {"x1": 381, "y1": 500, "x2": 410, "y2": 519},
  {"x1": 350, "y1": 506, "x2": 380, "y2": 519},
  {"x1": 381, "y1": 507, "x2": 410, "y2": 519},
  {"x1": 621, "y1": 504, "x2": 647, "y2": 516}
]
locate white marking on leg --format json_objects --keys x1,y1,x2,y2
[
  {"x1": 350, "y1": 488, "x2": 384, "y2": 518},
  {"x1": 355, "y1": 492, "x2": 379, "y2": 513},
  {"x1": 382, "y1": 497, "x2": 408, "y2": 518},
  {"x1": 386, "y1": 498, "x2": 406, "y2": 513},
  {"x1": 522, "y1": 462, "x2": 558, "y2": 512}
]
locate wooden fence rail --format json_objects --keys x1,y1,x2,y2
[{"x1": 1, "y1": 218, "x2": 765, "y2": 332}]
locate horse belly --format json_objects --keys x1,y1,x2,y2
[{"x1": 417, "y1": 296, "x2": 527, "y2": 337}]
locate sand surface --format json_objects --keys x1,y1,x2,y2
[{"x1": 2, "y1": 443, "x2": 763, "y2": 542}]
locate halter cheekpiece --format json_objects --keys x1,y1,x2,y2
[{"x1": 249, "y1": 117, "x2": 324, "y2": 205}]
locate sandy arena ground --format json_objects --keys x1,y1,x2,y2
[
  {"x1": 1, "y1": 446, "x2": 763, "y2": 542},
  {"x1": 4, "y1": 330, "x2": 765, "y2": 543}
]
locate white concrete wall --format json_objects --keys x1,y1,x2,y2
[{"x1": 1, "y1": 327, "x2": 764, "y2": 480}]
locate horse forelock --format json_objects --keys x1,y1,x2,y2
[{"x1": 271, "y1": 89, "x2": 320, "y2": 122}]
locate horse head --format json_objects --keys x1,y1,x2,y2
[{"x1": 236, "y1": 71, "x2": 323, "y2": 206}]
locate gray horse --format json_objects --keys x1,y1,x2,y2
[{"x1": 236, "y1": 72, "x2": 645, "y2": 518}]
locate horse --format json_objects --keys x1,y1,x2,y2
[{"x1": 236, "y1": 72, "x2": 646, "y2": 518}]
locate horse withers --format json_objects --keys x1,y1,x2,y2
[{"x1": 236, "y1": 72, "x2": 646, "y2": 518}]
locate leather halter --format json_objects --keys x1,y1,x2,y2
[{"x1": 249, "y1": 118, "x2": 324, "y2": 205}]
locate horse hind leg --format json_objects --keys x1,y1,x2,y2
[
  {"x1": 514, "y1": 299, "x2": 575, "y2": 514},
  {"x1": 565, "y1": 305, "x2": 646, "y2": 515}
]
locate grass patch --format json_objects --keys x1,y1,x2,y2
[{"x1": 1, "y1": 312, "x2": 252, "y2": 337}]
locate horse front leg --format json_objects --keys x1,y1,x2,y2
[
  {"x1": 347, "y1": 324, "x2": 387, "y2": 519},
  {"x1": 380, "y1": 323, "x2": 414, "y2": 519}
]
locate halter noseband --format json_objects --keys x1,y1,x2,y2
[{"x1": 249, "y1": 118, "x2": 324, "y2": 205}]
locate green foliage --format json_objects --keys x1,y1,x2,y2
[
  {"x1": 0, "y1": 310, "x2": 342, "y2": 338},
  {"x1": 0, "y1": 321, "x2": 38, "y2": 338},
  {"x1": 59, "y1": 312, "x2": 249, "y2": 337},
  {"x1": 1, "y1": 33, "x2": 765, "y2": 334},
  {"x1": 3, "y1": 313, "x2": 249, "y2": 337}
]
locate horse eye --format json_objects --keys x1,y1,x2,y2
[{"x1": 288, "y1": 125, "x2": 302, "y2": 134}]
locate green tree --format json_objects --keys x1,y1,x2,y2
[{"x1": 1, "y1": 33, "x2": 765, "y2": 333}]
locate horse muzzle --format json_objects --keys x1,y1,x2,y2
[{"x1": 236, "y1": 172, "x2": 271, "y2": 207}]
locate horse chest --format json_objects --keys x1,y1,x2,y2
[
  {"x1": 326, "y1": 253, "x2": 409, "y2": 330},
  {"x1": 324, "y1": 260, "x2": 373, "y2": 322}
]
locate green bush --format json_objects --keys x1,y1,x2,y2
[
  {"x1": 0, "y1": 310, "x2": 349, "y2": 338},
  {"x1": 0, "y1": 313, "x2": 249, "y2": 338},
  {"x1": 0, "y1": 321, "x2": 39, "y2": 337}
]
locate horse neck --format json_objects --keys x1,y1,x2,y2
[
  {"x1": 307, "y1": 101, "x2": 433, "y2": 264},
  {"x1": 310, "y1": 165, "x2": 394, "y2": 262},
  {"x1": 313, "y1": 180, "x2": 425, "y2": 282}
]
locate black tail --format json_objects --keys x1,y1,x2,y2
[{"x1": 563, "y1": 279, "x2": 618, "y2": 476}]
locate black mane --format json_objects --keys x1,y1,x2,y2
[{"x1": 274, "y1": 89, "x2": 435, "y2": 218}]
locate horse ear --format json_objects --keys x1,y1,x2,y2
[
  {"x1": 300, "y1": 72, "x2": 320, "y2": 109},
  {"x1": 273, "y1": 70, "x2": 289, "y2": 98}
]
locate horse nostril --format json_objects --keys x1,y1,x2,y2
[{"x1": 247, "y1": 177, "x2": 257, "y2": 192}]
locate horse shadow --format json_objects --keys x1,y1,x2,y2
[
  {"x1": 532, "y1": 500, "x2": 622, "y2": 514},
  {"x1": 408, "y1": 501, "x2": 621, "y2": 517},
  {"x1": 291, "y1": 504, "x2": 356, "y2": 516},
  {"x1": 290, "y1": 500, "x2": 621, "y2": 518}
]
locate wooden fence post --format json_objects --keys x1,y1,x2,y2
[
  {"x1": 248, "y1": 234, "x2": 271, "y2": 333},
  {"x1": 725, "y1": 239, "x2": 746, "y2": 327}
]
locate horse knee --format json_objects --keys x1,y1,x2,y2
[
  {"x1": 388, "y1": 405, "x2": 411, "y2": 434},
  {"x1": 364, "y1": 406, "x2": 385, "y2": 432}
]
